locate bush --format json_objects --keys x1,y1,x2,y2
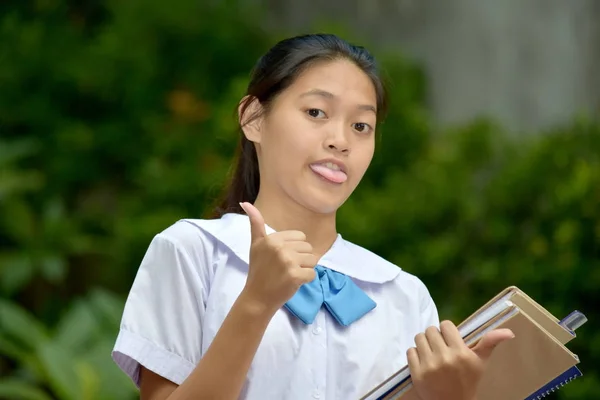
[
  {"x1": 1, "y1": 1, "x2": 598, "y2": 399},
  {"x1": 339, "y1": 118, "x2": 600, "y2": 399}
]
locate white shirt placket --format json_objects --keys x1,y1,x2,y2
[{"x1": 309, "y1": 310, "x2": 328, "y2": 399}]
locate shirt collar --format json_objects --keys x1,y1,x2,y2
[{"x1": 182, "y1": 213, "x2": 400, "y2": 284}]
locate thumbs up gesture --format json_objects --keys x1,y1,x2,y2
[
  {"x1": 239, "y1": 202, "x2": 317, "y2": 315},
  {"x1": 408, "y1": 321, "x2": 514, "y2": 400}
]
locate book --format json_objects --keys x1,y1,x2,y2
[
  {"x1": 361, "y1": 286, "x2": 586, "y2": 400},
  {"x1": 524, "y1": 366, "x2": 582, "y2": 400}
]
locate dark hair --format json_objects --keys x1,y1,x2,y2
[{"x1": 210, "y1": 33, "x2": 388, "y2": 218}]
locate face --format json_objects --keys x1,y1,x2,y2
[{"x1": 243, "y1": 59, "x2": 378, "y2": 214}]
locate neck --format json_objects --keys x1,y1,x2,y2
[{"x1": 252, "y1": 192, "x2": 338, "y2": 258}]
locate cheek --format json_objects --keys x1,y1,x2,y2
[
  {"x1": 267, "y1": 119, "x2": 316, "y2": 163},
  {"x1": 355, "y1": 141, "x2": 375, "y2": 172}
]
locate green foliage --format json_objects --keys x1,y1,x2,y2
[
  {"x1": 1, "y1": 0, "x2": 268, "y2": 398},
  {"x1": 339, "y1": 118, "x2": 600, "y2": 399},
  {"x1": 1, "y1": 1, "x2": 598, "y2": 399},
  {"x1": 0, "y1": 290, "x2": 135, "y2": 400}
]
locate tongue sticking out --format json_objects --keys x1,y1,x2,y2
[{"x1": 310, "y1": 164, "x2": 348, "y2": 184}]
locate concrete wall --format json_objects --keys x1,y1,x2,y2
[{"x1": 262, "y1": 0, "x2": 600, "y2": 132}]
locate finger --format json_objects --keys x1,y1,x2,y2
[
  {"x1": 425, "y1": 325, "x2": 448, "y2": 354},
  {"x1": 295, "y1": 268, "x2": 317, "y2": 284},
  {"x1": 285, "y1": 241, "x2": 314, "y2": 254},
  {"x1": 275, "y1": 230, "x2": 307, "y2": 242},
  {"x1": 472, "y1": 328, "x2": 515, "y2": 361},
  {"x1": 406, "y1": 347, "x2": 421, "y2": 379},
  {"x1": 297, "y1": 253, "x2": 318, "y2": 269},
  {"x1": 239, "y1": 202, "x2": 266, "y2": 241},
  {"x1": 439, "y1": 320, "x2": 465, "y2": 349},
  {"x1": 414, "y1": 332, "x2": 432, "y2": 360}
]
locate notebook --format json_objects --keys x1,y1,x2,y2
[{"x1": 361, "y1": 286, "x2": 586, "y2": 400}]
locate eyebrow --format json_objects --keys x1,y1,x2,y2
[{"x1": 299, "y1": 89, "x2": 377, "y2": 114}]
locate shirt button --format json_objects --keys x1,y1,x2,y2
[
  {"x1": 312, "y1": 326, "x2": 322, "y2": 335},
  {"x1": 312, "y1": 390, "x2": 321, "y2": 399}
]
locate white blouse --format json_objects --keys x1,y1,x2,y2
[{"x1": 112, "y1": 213, "x2": 439, "y2": 399}]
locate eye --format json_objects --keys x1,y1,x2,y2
[
  {"x1": 306, "y1": 108, "x2": 326, "y2": 119},
  {"x1": 352, "y1": 122, "x2": 373, "y2": 134}
]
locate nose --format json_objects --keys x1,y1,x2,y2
[{"x1": 323, "y1": 125, "x2": 350, "y2": 154}]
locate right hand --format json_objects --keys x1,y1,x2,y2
[{"x1": 239, "y1": 202, "x2": 317, "y2": 313}]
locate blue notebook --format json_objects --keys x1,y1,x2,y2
[
  {"x1": 525, "y1": 366, "x2": 583, "y2": 400},
  {"x1": 373, "y1": 367, "x2": 583, "y2": 400}
]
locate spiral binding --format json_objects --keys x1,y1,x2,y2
[{"x1": 533, "y1": 373, "x2": 580, "y2": 399}]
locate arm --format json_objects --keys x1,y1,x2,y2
[
  {"x1": 132, "y1": 203, "x2": 315, "y2": 400},
  {"x1": 141, "y1": 291, "x2": 275, "y2": 400}
]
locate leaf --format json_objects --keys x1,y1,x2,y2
[
  {"x1": 74, "y1": 360, "x2": 100, "y2": 400},
  {"x1": 0, "y1": 300, "x2": 48, "y2": 351},
  {"x1": 88, "y1": 288, "x2": 125, "y2": 331},
  {"x1": 0, "y1": 170, "x2": 44, "y2": 198},
  {"x1": 0, "y1": 199, "x2": 36, "y2": 243},
  {"x1": 0, "y1": 334, "x2": 45, "y2": 381},
  {"x1": 41, "y1": 198, "x2": 70, "y2": 243},
  {"x1": 0, "y1": 333, "x2": 31, "y2": 363},
  {"x1": 0, "y1": 139, "x2": 40, "y2": 165},
  {"x1": 0, "y1": 378, "x2": 53, "y2": 400},
  {"x1": 0, "y1": 252, "x2": 35, "y2": 294},
  {"x1": 80, "y1": 339, "x2": 138, "y2": 400},
  {"x1": 39, "y1": 254, "x2": 67, "y2": 283},
  {"x1": 53, "y1": 299, "x2": 99, "y2": 352},
  {"x1": 36, "y1": 341, "x2": 82, "y2": 400},
  {"x1": 42, "y1": 197, "x2": 66, "y2": 225}
]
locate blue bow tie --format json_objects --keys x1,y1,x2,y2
[{"x1": 284, "y1": 265, "x2": 376, "y2": 326}]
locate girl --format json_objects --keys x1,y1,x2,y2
[{"x1": 112, "y1": 34, "x2": 514, "y2": 400}]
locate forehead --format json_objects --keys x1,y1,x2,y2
[{"x1": 285, "y1": 59, "x2": 377, "y2": 105}]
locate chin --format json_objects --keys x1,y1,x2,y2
[
  {"x1": 298, "y1": 190, "x2": 349, "y2": 215},
  {"x1": 306, "y1": 202, "x2": 340, "y2": 215},
  {"x1": 282, "y1": 175, "x2": 355, "y2": 215}
]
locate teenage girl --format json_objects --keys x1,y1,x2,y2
[{"x1": 112, "y1": 34, "x2": 514, "y2": 400}]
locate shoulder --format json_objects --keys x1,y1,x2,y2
[
  {"x1": 176, "y1": 213, "x2": 252, "y2": 264},
  {"x1": 331, "y1": 236, "x2": 416, "y2": 284},
  {"x1": 155, "y1": 213, "x2": 246, "y2": 251},
  {"x1": 156, "y1": 218, "x2": 222, "y2": 250},
  {"x1": 137, "y1": 216, "x2": 239, "y2": 276},
  {"x1": 339, "y1": 237, "x2": 433, "y2": 303},
  {"x1": 130, "y1": 216, "x2": 244, "y2": 300}
]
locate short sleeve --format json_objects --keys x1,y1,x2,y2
[
  {"x1": 419, "y1": 281, "x2": 440, "y2": 331},
  {"x1": 112, "y1": 224, "x2": 213, "y2": 387}
]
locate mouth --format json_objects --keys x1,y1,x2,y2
[{"x1": 309, "y1": 159, "x2": 348, "y2": 184}]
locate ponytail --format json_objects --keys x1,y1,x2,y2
[{"x1": 210, "y1": 135, "x2": 260, "y2": 218}]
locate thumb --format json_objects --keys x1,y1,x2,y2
[
  {"x1": 239, "y1": 202, "x2": 266, "y2": 242},
  {"x1": 472, "y1": 328, "x2": 515, "y2": 361}
]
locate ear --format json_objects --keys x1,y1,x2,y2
[{"x1": 238, "y1": 95, "x2": 264, "y2": 143}]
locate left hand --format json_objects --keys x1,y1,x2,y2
[{"x1": 407, "y1": 320, "x2": 515, "y2": 400}]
